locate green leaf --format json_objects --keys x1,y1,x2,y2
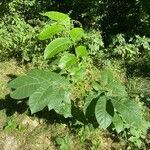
[
  {"x1": 100, "y1": 69, "x2": 114, "y2": 85},
  {"x1": 70, "y1": 28, "x2": 84, "y2": 42},
  {"x1": 44, "y1": 38, "x2": 72, "y2": 59},
  {"x1": 29, "y1": 80, "x2": 69, "y2": 114},
  {"x1": 95, "y1": 96, "x2": 112, "y2": 129},
  {"x1": 100, "y1": 69, "x2": 128, "y2": 97},
  {"x1": 69, "y1": 66, "x2": 86, "y2": 82},
  {"x1": 41, "y1": 11, "x2": 70, "y2": 23},
  {"x1": 112, "y1": 98, "x2": 144, "y2": 128},
  {"x1": 100, "y1": 69, "x2": 145, "y2": 129},
  {"x1": 84, "y1": 92, "x2": 98, "y2": 114},
  {"x1": 8, "y1": 69, "x2": 55, "y2": 99},
  {"x1": 54, "y1": 101, "x2": 72, "y2": 118},
  {"x1": 92, "y1": 81, "x2": 102, "y2": 91},
  {"x1": 59, "y1": 53, "x2": 77, "y2": 69},
  {"x1": 75, "y1": 46, "x2": 88, "y2": 57},
  {"x1": 9, "y1": 69, "x2": 71, "y2": 115},
  {"x1": 113, "y1": 113, "x2": 124, "y2": 133},
  {"x1": 38, "y1": 24, "x2": 65, "y2": 40}
]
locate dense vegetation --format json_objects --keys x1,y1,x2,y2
[{"x1": 0, "y1": 0, "x2": 150, "y2": 149}]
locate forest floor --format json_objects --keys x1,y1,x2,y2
[{"x1": 0, "y1": 60, "x2": 126, "y2": 150}]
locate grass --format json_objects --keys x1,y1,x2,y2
[
  {"x1": 0, "y1": 60, "x2": 126, "y2": 150},
  {"x1": 0, "y1": 60, "x2": 25, "y2": 99}
]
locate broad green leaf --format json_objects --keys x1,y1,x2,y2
[
  {"x1": 41, "y1": 11, "x2": 70, "y2": 23},
  {"x1": 100, "y1": 69, "x2": 128, "y2": 97},
  {"x1": 47, "y1": 90, "x2": 70, "y2": 111},
  {"x1": 54, "y1": 101, "x2": 72, "y2": 118},
  {"x1": 95, "y1": 96, "x2": 112, "y2": 129},
  {"x1": 69, "y1": 66, "x2": 86, "y2": 82},
  {"x1": 29, "y1": 79, "x2": 69, "y2": 114},
  {"x1": 8, "y1": 69, "x2": 56, "y2": 99},
  {"x1": 112, "y1": 98, "x2": 144, "y2": 128},
  {"x1": 26, "y1": 69, "x2": 60, "y2": 81},
  {"x1": 100, "y1": 69, "x2": 114, "y2": 85},
  {"x1": 75, "y1": 46, "x2": 88, "y2": 57},
  {"x1": 9, "y1": 69, "x2": 71, "y2": 115},
  {"x1": 44, "y1": 38, "x2": 72, "y2": 59},
  {"x1": 113, "y1": 113, "x2": 124, "y2": 133},
  {"x1": 38, "y1": 24, "x2": 65, "y2": 40},
  {"x1": 59, "y1": 53, "x2": 77, "y2": 69},
  {"x1": 10, "y1": 84, "x2": 40, "y2": 100},
  {"x1": 70, "y1": 28, "x2": 84, "y2": 42},
  {"x1": 84, "y1": 92, "x2": 99, "y2": 114},
  {"x1": 9, "y1": 75, "x2": 38, "y2": 89}
]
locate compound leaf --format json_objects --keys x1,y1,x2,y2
[
  {"x1": 100, "y1": 69, "x2": 128, "y2": 97},
  {"x1": 54, "y1": 101, "x2": 72, "y2": 118},
  {"x1": 29, "y1": 79, "x2": 69, "y2": 114},
  {"x1": 9, "y1": 69, "x2": 71, "y2": 115}
]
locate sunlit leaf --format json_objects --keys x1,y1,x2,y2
[
  {"x1": 38, "y1": 24, "x2": 65, "y2": 40},
  {"x1": 44, "y1": 38, "x2": 72, "y2": 59},
  {"x1": 59, "y1": 53, "x2": 77, "y2": 69},
  {"x1": 70, "y1": 28, "x2": 84, "y2": 42},
  {"x1": 41, "y1": 11, "x2": 70, "y2": 23},
  {"x1": 75, "y1": 45, "x2": 88, "y2": 57}
]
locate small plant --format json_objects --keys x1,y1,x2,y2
[
  {"x1": 55, "y1": 134, "x2": 72, "y2": 150},
  {"x1": 4, "y1": 118, "x2": 25, "y2": 132},
  {"x1": 8, "y1": 11, "x2": 149, "y2": 148}
]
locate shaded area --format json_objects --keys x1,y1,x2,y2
[
  {"x1": 0, "y1": 95, "x2": 28, "y2": 117},
  {"x1": 1, "y1": 0, "x2": 149, "y2": 40}
]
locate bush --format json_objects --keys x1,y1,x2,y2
[
  {"x1": 1, "y1": 0, "x2": 149, "y2": 64},
  {"x1": 0, "y1": 0, "x2": 45, "y2": 63}
]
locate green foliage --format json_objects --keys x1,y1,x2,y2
[
  {"x1": 0, "y1": 0, "x2": 50, "y2": 65},
  {"x1": 70, "y1": 28, "x2": 85, "y2": 42},
  {"x1": 112, "y1": 113, "x2": 124, "y2": 133},
  {"x1": 1, "y1": 0, "x2": 149, "y2": 148},
  {"x1": 8, "y1": 13, "x2": 149, "y2": 148},
  {"x1": 44, "y1": 38, "x2": 72, "y2": 59},
  {"x1": 84, "y1": 68, "x2": 148, "y2": 132},
  {"x1": 4, "y1": 10, "x2": 149, "y2": 148},
  {"x1": 0, "y1": 14, "x2": 37, "y2": 61},
  {"x1": 59, "y1": 53, "x2": 77, "y2": 69},
  {"x1": 9, "y1": 69, "x2": 71, "y2": 117},
  {"x1": 109, "y1": 34, "x2": 139, "y2": 60},
  {"x1": 38, "y1": 24, "x2": 65, "y2": 40},
  {"x1": 41, "y1": 11, "x2": 70, "y2": 24},
  {"x1": 55, "y1": 134, "x2": 72, "y2": 150},
  {"x1": 108, "y1": 34, "x2": 150, "y2": 62},
  {"x1": 95, "y1": 96, "x2": 112, "y2": 129},
  {"x1": 75, "y1": 46, "x2": 88, "y2": 58}
]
